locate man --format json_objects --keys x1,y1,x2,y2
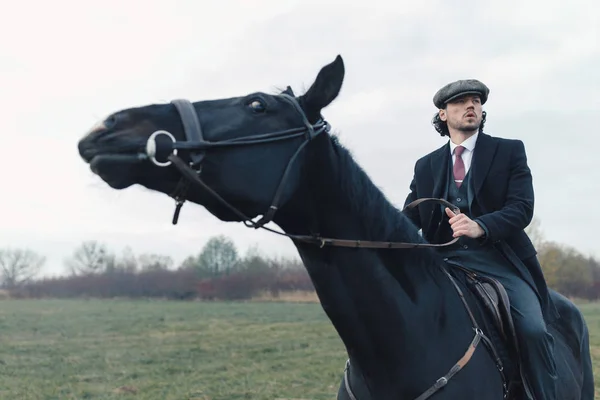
[{"x1": 403, "y1": 79, "x2": 559, "y2": 399}]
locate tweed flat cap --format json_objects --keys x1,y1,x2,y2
[{"x1": 433, "y1": 79, "x2": 489, "y2": 109}]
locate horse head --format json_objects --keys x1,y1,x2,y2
[{"x1": 78, "y1": 55, "x2": 345, "y2": 225}]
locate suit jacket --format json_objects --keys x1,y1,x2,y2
[{"x1": 403, "y1": 132, "x2": 559, "y2": 323}]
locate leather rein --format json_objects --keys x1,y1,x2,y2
[
  {"x1": 139, "y1": 96, "x2": 501, "y2": 399},
  {"x1": 144, "y1": 95, "x2": 460, "y2": 250}
]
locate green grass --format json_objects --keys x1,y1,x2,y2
[
  {"x1": 2, "y1": 298, "x2": 600, "y2": 399},
  {"x1": 0, "y1": 299, "x2": 346, "y2": 400},
  {"x1": 572, "y1": 301, "x2": 600, "y2": 399}
]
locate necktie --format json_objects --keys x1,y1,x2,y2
[{"x1": 453, "y1": 145, "x2": 466, "y2": 188}]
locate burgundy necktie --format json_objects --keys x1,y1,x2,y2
[{"x1": 453, "y1": 145, "x2": 466, "y2": 188}]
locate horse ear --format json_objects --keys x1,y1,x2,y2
[
  {"x1": 284, "y1": 86, "x2": 295, "y2": 96},
  {"x1": 300, "y1": 55, "x2": 345, "y2": 119}
]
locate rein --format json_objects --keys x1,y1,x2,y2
[{"x1": 145, "y1": 96, "x2": 460, "y2": 249}]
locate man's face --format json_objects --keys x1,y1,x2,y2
[{"x1": 439, "y1": 94, "x2": 482, "y2": 133}]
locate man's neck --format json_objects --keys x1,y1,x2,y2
[{"x1": 449, "y1": 129, "x2": 477, "y2": 145}]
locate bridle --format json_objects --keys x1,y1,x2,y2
[
  {"x1": 144, "y1": 95, "x2": 460, "y2": 250},
  {"x1": 146, "y1": 94, "x2": 328, "y2": 229},
  {"x1": 139, "y1": 95, "x2": 506, "y2": 399}
]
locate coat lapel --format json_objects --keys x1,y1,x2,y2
[
  {"x1": 423, "y1": 142, "x2": 450, "y2": 238},
  {"x1": 471, "y1": 132, "x2": 498, "y2": 198},
  {"x1": 430, "y1": 142, "x2": 450, "y2": 199}
]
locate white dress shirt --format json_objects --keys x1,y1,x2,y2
[{"x1": 449, "y1": 131, "x2": 479, "y2": 174}]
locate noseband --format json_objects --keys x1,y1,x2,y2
[{"x1": 143, "y1": 94, "x2": 459, "y2": 250}]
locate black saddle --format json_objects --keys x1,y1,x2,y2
[
  {"x1": 451, "y1": 264, "x2": 536, "y2": 399},
  {"x1": 468, "y1": 270, "x2": 518, "y2": 347}
]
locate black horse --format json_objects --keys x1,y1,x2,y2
[{"x1": 78, "y1": 55, "x2": 594, "y2": 399}]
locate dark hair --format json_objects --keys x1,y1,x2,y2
[{"x1": 431, "y1": 110, "x2": 487, "y2": 137}]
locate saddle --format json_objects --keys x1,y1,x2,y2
[
  {"x1": 465, "y1": 269, "x2": 519, "y2": 348},
  {"x1": 453, "y1": 265, "x2": 520, "y2": 358},
  {"x1": 451, "y1": 265, "x2": 532, "y2": 398}
]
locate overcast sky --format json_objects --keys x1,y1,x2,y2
[{"x1": 1, "y1": 0, "x2": 598, "y2": 276}]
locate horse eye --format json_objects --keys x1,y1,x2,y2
[
  {"x1": 249, "y1": 100, "x2": 266, "y2": 112},
  {"x1": 104, "y1": 115, "x2": 118, "y2": 129}
]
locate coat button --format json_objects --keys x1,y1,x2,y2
[
  {"x1": 463, "y1": 245, "x2": 468, "y2": 249},
  {"x1": 456, "y1": 197, "x2": 462, "y2": 202}
]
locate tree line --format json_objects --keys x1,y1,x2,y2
[
  {"x1": 1, "y1": 218, "x2": 599, "y2": 300},
  {"x1": 1, "y1": 235, "x2": 313, "y2": 300}
]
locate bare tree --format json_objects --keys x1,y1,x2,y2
[
  {"x1": 117, "y1": 246, "x2": 138, "y2": 273},
  {"x1": 138, "y1": 253, "x2": 173, "y2": 271},
  {"x1": 64, "y1": 241, "x2": 113, "y2": 275},
  {"x1": 0, "y1": 248, "x2": 45, "y2": 288}
]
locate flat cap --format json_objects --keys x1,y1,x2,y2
[{"x1": 433, "y1": 79, "x2": 489, "y2": 109}]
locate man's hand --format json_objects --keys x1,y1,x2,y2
[{"x1": 445, "y1": 208, "x2": 485, "y2": 239}]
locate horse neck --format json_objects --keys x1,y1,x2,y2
[{"x1": 275, "y1": 135, "x2": 469, "y2": 393}]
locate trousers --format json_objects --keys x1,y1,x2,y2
[{"x1": 445, "y1": 249, "x2": 557, "y2": 400}]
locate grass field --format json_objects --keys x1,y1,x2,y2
[{"x1": 2, "y1": 298, "x2": 600, "y2": 400}]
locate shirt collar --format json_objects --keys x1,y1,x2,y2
[{"x1": 449, "y1": 130, "x2": 479, "y2": 154}]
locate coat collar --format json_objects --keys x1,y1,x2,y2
[{"x1": 429, "y1": 132, "x2": 497, "y2": 198}]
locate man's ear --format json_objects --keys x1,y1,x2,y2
[
  {"x1": 439, "y1": 108, "x2": 447, "y2": 122},
  {"x1": 300, "y1": 55, "x2": 345, "y2": 121}
]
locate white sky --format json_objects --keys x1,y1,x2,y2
[{"x1": 1, "y1": 0, "x2": 598, "y2": 276}]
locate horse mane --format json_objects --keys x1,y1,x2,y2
[
  {"x1": 322, "y1": 133, "x2": 449, "y2": 292},
  {"x1": 275, "y1": 86, "x2": 444, "y2": 281},
  {"x1": 329, "y1": 135, "x2": 422, "y2": 240}
]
